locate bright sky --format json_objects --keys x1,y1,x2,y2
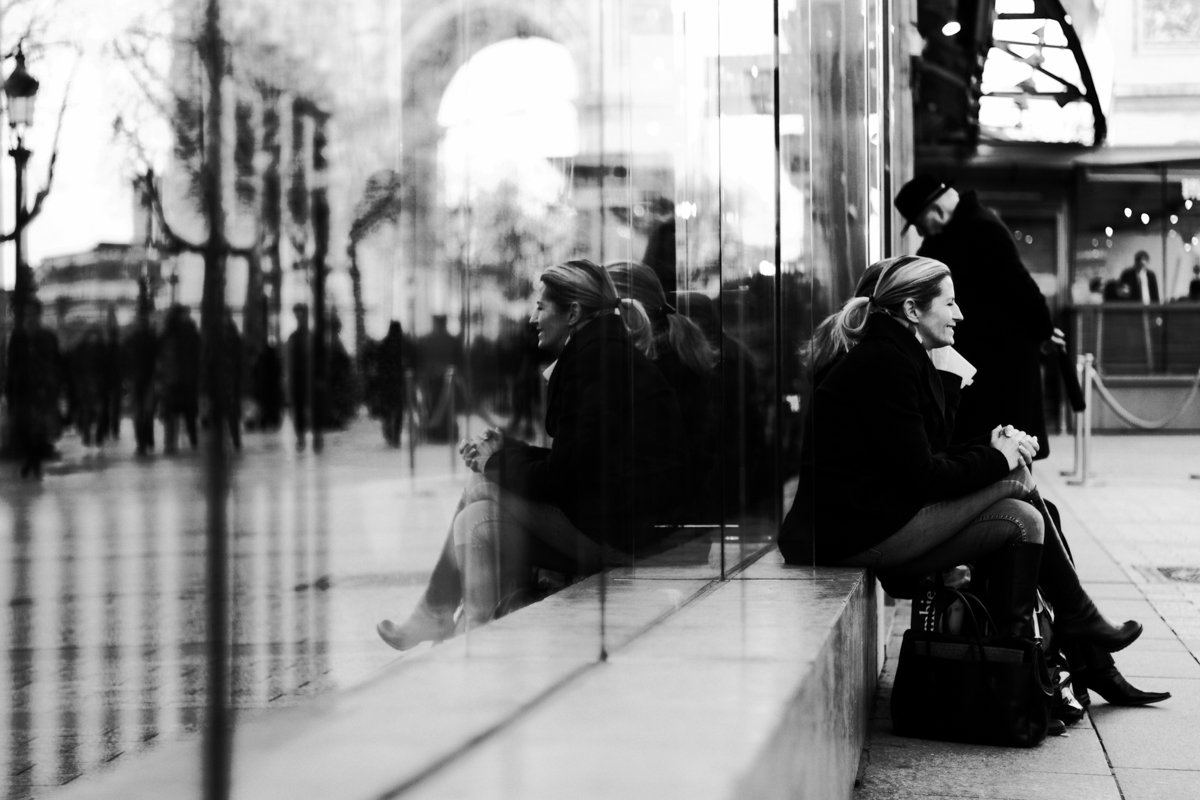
[{"x1": 1, "y1": 0, "x2": 172, "y2": 282}]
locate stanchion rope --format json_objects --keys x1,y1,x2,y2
[{"x1": 1090, "y1": 367, "x2": 1200, "y2": 430}]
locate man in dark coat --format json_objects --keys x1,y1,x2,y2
[
  {"x1": 5, "y1": 300, "x2": 62, "y2": 478},
  {"x1": 1116, "y1": 251, "x2": 1160, "y2": 304},
  {"x1": 158, "y1": 305, "x2": 201, "y2": 452},
  {"x1": 895, "y1": 175, "x2": 1063, "y2": 457},
  {"x1": 287, "y1": 304, "x2": 311, "y2": 450},
  {"x1": 123, "y1": 302, "x2": 159, "y2": 454},
  {"x1": 102, "y1": 307, "x2": 123, "y2": 441},
  {"x1": 376, "y1": 320, "x2": 408, "y2": 446},
  {"x1": 416, "y1": 314, "x2": 463, "y2": 442}
]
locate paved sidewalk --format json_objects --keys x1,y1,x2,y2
[
  {"x1": 0, "y1": 418, "x2": 470, "y2": 800},
  {"x1": 855, "y1": 434, "x2": 1200, "y2": 800}
]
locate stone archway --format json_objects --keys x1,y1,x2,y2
[{"x1": 397, "y1": 1, "x2": 592, "y2": 333}]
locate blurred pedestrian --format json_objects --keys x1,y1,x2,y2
[
  {"x1": 102, "y1": 307, "x2": 123, "y2": 441},
  {"x1": 895, "y1": 174, "x2": 1063, "y2": 458},
  {"x1": 252, "y1": 339, "x2": 283, "y2": 431},
  {"x1": 415, "y1": 314, "x2": 463, "y2": 443},
  {"x1": 287, "y1": 304, "x2": 311, "y2": 450},
  {"x1": 69, "y1": 328, "x2": 108, "y2": 446},
  {"x1": 158, "y1": 305, "x2": 201, "y2": 452},
  {"x1": 377, "y1": 320, "x2": 408, "y2": 447},
  {"x1": 1117, "y1": 251, "x2": 1159, "y2": 304},
  {"x1": 504, "y1": 320, "x2": 543, "y2": 440},
  {"x1": 123, "y1": 300, "x2": 159, "y2": 455},
  {"x1": 1190, "y1": 265, "x2": 1200, "y2": 302},
  {"x1": 219, "y1": 308, "x2": 243, "y2": 451},
  {"x1": 326, "y1": 310, "x2": 356, "y2": 429},
  {"x1": 6, "y1": 300, "x2": 62, "y2": 478}
]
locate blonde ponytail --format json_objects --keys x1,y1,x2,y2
[{"x1": 805, "y1": 255, "x2": 950, "y2": 376}]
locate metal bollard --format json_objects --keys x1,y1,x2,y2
[
  {"x1": 1068, "y1": 354, "x2": 1095, "y2": 486},
  {"x1": 1062, "y1": 354, "x2": 1086, "y2": 479},
  {"x1": 405, "y1": 369, "x2": 417, "y2": 476},
  {"x1": 447, "y1": 367, "x2": 457, "y2": 474}
]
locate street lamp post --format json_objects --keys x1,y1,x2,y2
[
  {"x1": 0, "y1": 45, "x2": 38, "y2": 453},
  {"x1": 4, "y1": 45, "x2": 39, "y2": 323}
]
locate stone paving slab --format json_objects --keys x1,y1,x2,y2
[
  {"x1": 1112, "y1": 767, "x2": 1200, "y2": 800},
  {"x1": 1091, "y1": 678, "x2": 1200, "y2": 771}
]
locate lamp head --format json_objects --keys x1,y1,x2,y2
[{"x1": 4, "y1": 46, "x2": 40, "y2": 129}]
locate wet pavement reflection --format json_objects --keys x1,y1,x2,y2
[{"x1": 1, "y1": 421, "x2": 461, "y2": 799}]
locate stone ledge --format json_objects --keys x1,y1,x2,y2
[{"x1": 49, "y1": 549, "x2": 877, "y2": 800}]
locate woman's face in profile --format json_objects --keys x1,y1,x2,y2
[
  {"x1": 914, "y1": 276, "x2": 963, "y2": 350},
  {"x1": 531, "y1": 284, "x2": 573, "y2": 355}
]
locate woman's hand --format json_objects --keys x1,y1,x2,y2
[
  {"x1": 989, "y1": 424, "x2": 1025, "y2": 471},
  {"x1": 990, "y1": 424, "x2": 1039, "y2": 469},
  {"x1": 458, "y1": 428, "x2": 505, "y2": 472}
]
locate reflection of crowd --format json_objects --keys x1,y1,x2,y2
[{"x1": 3, "y1": 299, "x2": 271, "y2": 475}]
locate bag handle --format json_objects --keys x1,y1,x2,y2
[
  {"x1": 932, "y1": 587, "x2": 997, "y2": 638},
  {"x1": 931, "y1": 588, "x2": 1054, "y2": 695},
  {"x1": 930, "y1": 588, "x2": 997, "y2": 662}
]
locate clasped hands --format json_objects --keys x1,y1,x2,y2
[
  {"x1": 458, "y1": 428, "x2": 505, "y2": 473},
  {"x1": 989, "y1": 424, "x2": 1039, "y2": 471}
]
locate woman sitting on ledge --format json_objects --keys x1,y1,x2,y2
[
  {"x1": 607, "y1": 260, "x2": 720, "y2": 523},
  {"x1": 378, "y1": 259, "x2": 686, "y2": 650},
  {"x1": 779, "y1": 255, "x2": 1166, "y2": 705}
]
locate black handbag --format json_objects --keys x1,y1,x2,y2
[{"x1": 891, "y1": 588, "x2": 1054, "y2": 747}]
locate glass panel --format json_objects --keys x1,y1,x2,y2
[{"x1": 0, "y1": 0, "x2": 897, "y2": 792}]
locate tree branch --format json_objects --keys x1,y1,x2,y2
[{"x1": 142, "y1": 170, "x2": 206, "y2": 255}]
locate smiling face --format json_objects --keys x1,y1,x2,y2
[
  {"x1": 910, "y1": 276, "x2": 962, "y2": 350},
  {"x1": 531, "y1": 283, "x2": 576, "y2": 355}
]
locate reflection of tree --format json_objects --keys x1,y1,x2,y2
[
  {"x1": 448, "y1": 179, "x2": 576, "y2": 302},
  {"x1": 348, "y1": 169, "x2": 403, "y2": 365}
]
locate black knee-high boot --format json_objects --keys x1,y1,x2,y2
[
  {"x1": 983, "y1": 542, "x2": 1044, "y2": 638},
  {"x1": 1028, "y1": 491, "x2": 1142, "y2": 652}
]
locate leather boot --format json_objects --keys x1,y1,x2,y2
[
  {"x1": 984, "y1": 542, "x2": 1043, "y2": 639},
  {"x1": 1075, "y1": 665, "x2": 1171, "y2": 706},
  {"x1": 1029, "y1": 492, "x2": 1143, "y2": 652}
]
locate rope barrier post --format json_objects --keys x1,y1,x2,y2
[
  {"x1": 405, "y1": 368, "x2": 416, "y2": 477},
  {"x1": 447, "y1": 366, "x2": 457, "y2": 474},
  {"x1": 1068, "y1": 354, "x2": 1095, "y2": 486},
  {"x1": 458, "y1": 372, "x2": 471, "y2": 444},
  {"x1": 1062, "y1": 354, "x2": 1086, "y2": 479}
]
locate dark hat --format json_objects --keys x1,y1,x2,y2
[{"x1": 895, "y1": 175, "x2": 950, "y2": 233}]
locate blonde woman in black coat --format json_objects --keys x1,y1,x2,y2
[
  {"x1": 780, "y1": 256, "x2": 1144, "y2": 656},
  {"x1": 378, "y1": 260, "x2": 686, "y2": 650}
]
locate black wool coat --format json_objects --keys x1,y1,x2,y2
[
  {"x1": 918, "y1": 191, "x2": 1055, "y2": 454},
  {"x1": 485, "y1": 313, "x2": 687, "y2": 555},
  {"x1": 653, "y1": 350, "x2": 720, "y2": 523},
  {"x1": 778, "y1": 314, "x2": 1010, "y2": 565}
]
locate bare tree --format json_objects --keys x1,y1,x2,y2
[{"x1": 347, "y1": 169, "x2": 402, "y2": 365}]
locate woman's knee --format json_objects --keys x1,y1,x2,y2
[
  {"x1": 983, "y1": 498, "x2": 1045, "y2": 545},
  {"x1": 460, "y1": 472, "x2": 500, "y2": 505},
  {"x1": 995, "y1": 463, "x2": 1035, "y2": 498},
  {"x1": 452, "y1": 499, "x2": 501, "y2": 548}
]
